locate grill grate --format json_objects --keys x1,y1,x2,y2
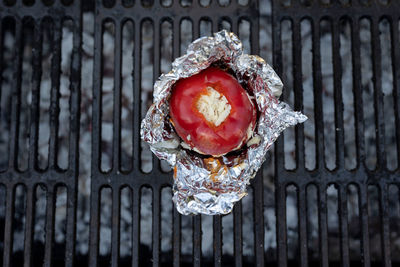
[
  {"x1": 0, "y1": 0, "x2": 399, "y2": 266},
  {"x1": 273, "y1": 1, "x2": 400, "y2": 266}
]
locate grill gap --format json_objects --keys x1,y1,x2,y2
[
  {"x1": 54, "y1": 185, "x2": 67, "y2": 262},
  {"x1": 200, "y1": 0, "x2": 211, "y2": 7},
  {"x1": 388, "y1": 184, "x2": 400, "y2": 259},
  {"x1": 99, "y1": 186, "x2": 112, "y2": 263},
  {"x1": 17, "y1": 20, "x2": 34, "y2": 172},
  {"x1": 379, "y1": 18, "x2": 398, "y2": 171},
  {"x1": 12, "y1": 185, "x2": 27, "y2": 264},
  {"x1": 280, "y1": 0, "x2": 290, "y2": 7},
  {"x1": 0, "y1": 18, "x2": 15, "y2": 172},
  {"x1": 201, "y1": 214, "x2": 213, "y2": 257},
  {"x1": 139, "y1": 186, "x2": 152, "y2": 265},
  {"x1": 140, "y1": 20, "x2": 153, "y2": 173},
  {"x1": 103, "y1": 0, "x2": 116, "y2": 8},
  {"x1": 306, "y1": 184, "x2": 319, "y2": 262},
  {"x1": 219, "y1": 0, "x2": 230, "y2": 7},
  {"x1": 180, "y1": 0, "x2": 192, "y2": 7},
  {"x1": 326, "y1": 184, "x2": 339, "y2": 261},
  {"x1": 101, "y1": 20, "x2": 115, "y2": 173},
  {"x1": 360, "y1": 17, "x2": 377, "y2": 170},
  {"x1": 320, "y1": 19, "x2": 336, "y2": 171},
  {"x1": 219, "y1": 19, "x2": 231, "y2": 31},
  {"x1": 222, "y1": 211, "x2": 233, "y2": 262},
  {"x1": 301, "y1": 18, "x2": 316, "y2": 171},
  {"x1": 122, "y1": 0, "x2": 134, "y2": 7},
  {"x1": 22, "y1": 0, "x2": 35, "y2": 6},
  {"x1": 58, "y1": 19, "x2": 74, "y2": 170},
  {"x1": 121, "y1": 20, "x2": 134, "y2": 173},
  {"x1": 161, "y1": 187, "x2": 173, "y2": 261},
  {"x1": 120, "y1": 186, "x2": 133, "y2": 262},
  {"x1": 347, "y1": 184, "x2": 361, "y2": 264},
  {"x1": 280, "y1": 19, "x2": 296, "y2": 170},
  {"x1": 38, "y1": 18, "x2": 53, "y2": 171},
  {"x1": 180, "y1": 19, "x2": 192, "y2": 56},
  {"x1": 238, "y1": 19, "x2": 251, "y2": 58},
  {"x1": 367, "y1": 184, "x2": 383, "y2": 261},
  {"x1": 285, "y1": 184, "x2": 298, "y2": 261},
  {"x1": 181, "y1": 211, "x2": 193, "y2": 259},
  {"x1": 243, "y1": 186, "x2": 254, "y2": 258},
  {"x1": 33, "y1": 184, "x2": 47, "y2": 264},
  {"x1": 340, "y1": 18, "x2": 357, "y2": 171},
  {"x1": 200, "y1": 18, "x2": 212, "y2": 37}
]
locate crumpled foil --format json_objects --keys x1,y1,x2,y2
[{"x1": 141, "y1": 30, "x2": 307, "y2": 215}]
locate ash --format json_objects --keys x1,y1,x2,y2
[{"x1": 0, "y1": 0, "x2": 399, "y2": 263}]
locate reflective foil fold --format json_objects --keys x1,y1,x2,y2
[{"x1": 141, "y1": 30, "x2": 307, "y2": 215}]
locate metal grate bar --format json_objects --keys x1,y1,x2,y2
[
  {"x1": 172, "y1": 208, "x2": 181, "y2": 267},
  {"x1": 171, "y1": 18, "x2": 181, "y2": 267},
  {"x1": 152, "y1": 186, "x2": 161, "y2": 266},
  {"x1": 292, "y1": 19, "x2": 305, "y2": 170},
  {"x1": 338, "y1": 186, "x2": 350, "y2": 267},
  {"x1": 379, "y1": 183, "x2": 392, "y2": 267},
  {"x1": 272, "y1": 16, "x2": 284, "y2": 174},
  {"x1": 233, "y1": 202, "x2": 242, "y2": 267},
  {"x1": 358, "y1": 184, "x2": 371, "y2": 267},
  {"x1": 23, "y1": 186, "x2": 35, "y2": 267},
  {"x1": 28, "y1": 21, "x2": 42, "y2": 171},
  {"x1": 111, "y1": 187, "x2": 121, "y2": 267},
  {"x1": 351, "y1": 19, "x2": 366, "y2": 166},
  {"x1": 253, "y1": 174, "x2": 264, "y2": 267},
  {"x1": 318, "y1": 185, "x2": 329, "y2": 267},
  {"x1": 65, "y1": 11, "x2": 81, "y2": 266},
  {"x1": 298, "y1": 186, "x2": 308, "y2": 267},
  {"x1": 249, "y1": 11, "x2": 263, "y2": 266},
  {"x1": 275, "y1": 183, "x2": 287, "y2": 267},
  {"x1": 88, "y1": 187, "x2": 100, "y2": 266},
  {"x1": 65, "y1": 184, "x2": 77, "y2": 266},
  {"x1": 91, "y1": 6, "x2": 103, "y2": 174},
  {"x1": 193, "y1": 215, "x2": 201, "y2": 267},
  {"x1": 0, "y1": 19, "x2": 2, "y2": 124},
  {"x1": 152, "y1": 20, "x2": 161, "y2": 173},
  {"x1": 2, "y1": 186, "x2": 14, "y2": 267},
  {"x1": 132, "y1": 20, "x2": 142, "y2": 171},
  {"x1": 48, "y1": 19, "x2": 62, "y2": 169},
  {"x1": 43, "y1": 187, "x2": 56, "y2": 267},
  {"x1": 67, "y1": 18, "x2": 82, "y2": 173},
  {"x1": 332, "y1": 19, "x2": 345, "y2": 169},
  {"x1": 370, "y1": 18, "x2": 386, "y2": 169},
  {"x1": 112, "y1": 21, "x2": 122, "y2": 173},
  {"x1": 213, "y1": 215, "x2": 222, "y2": 267},
  {"x1": 392, "y1": 19, "x2": 400, "y2": 169},
  {"x1": 131, "y1": 188, "x2": 140, "y2": 267}
]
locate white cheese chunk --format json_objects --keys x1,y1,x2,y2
[{"x1": 196, "y1": 87, "x2": 231, "y2": 127}]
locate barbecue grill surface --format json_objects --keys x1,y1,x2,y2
[{"x1": 0, "y1": 0, "x2": 400, "y2": 266}]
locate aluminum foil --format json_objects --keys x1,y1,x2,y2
[{"x1": 141, "y1": 30, "x2": 307, "y2": 215}]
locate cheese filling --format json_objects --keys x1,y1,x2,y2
[{"x1": 196, "y1": 87, "x2": 231, "y2": 127}]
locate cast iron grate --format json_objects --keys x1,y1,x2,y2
[
  {"x1": 273, "y1": 1, "x2": 400, "y2": 267},
  {"x1": 0, "y1": 0, "x2": 399, "y2": 266}
]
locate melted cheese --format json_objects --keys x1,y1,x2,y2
[{"x1": 196, "y1": 87, "x2": 231, "y2": 127}]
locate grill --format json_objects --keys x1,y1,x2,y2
[{"x1": 0, "y1": 0, "x2": 399, "y2": 266}]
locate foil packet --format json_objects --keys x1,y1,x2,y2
[{"x1": 141, "y1": 30, "x2": 307, "y2": 215}]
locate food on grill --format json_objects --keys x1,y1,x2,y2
[
  {"x1": 169, "y1": 67, "x2": 257, "y2": 157},
  {"x1": 141, "y1": 30, "x2": 307, "y2": 215}
]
